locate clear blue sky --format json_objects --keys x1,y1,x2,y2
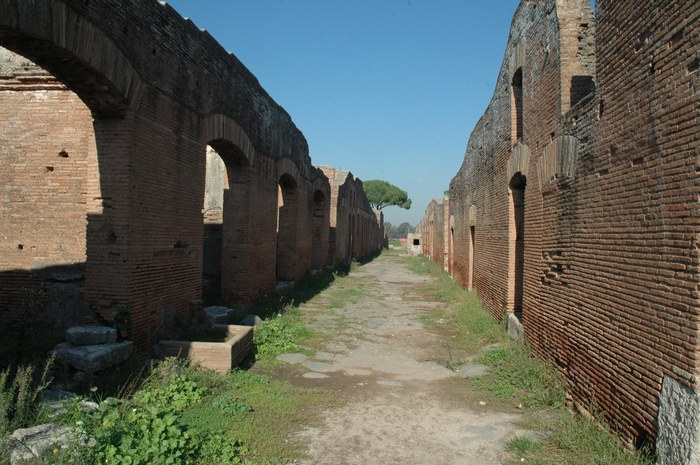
[{"x1": 166, "y1": 0, "x2": 521, "y2": 226}]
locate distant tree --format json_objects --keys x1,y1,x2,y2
[
  {"x1": 363, "y1": 180, "x2": 412, "y2": 211},
  {"x1": 384, "y1": 222, "x2": 397, "y2": 239},
  {"x1": 396, "y1": 222, "x2": 414, "y2": 238}
]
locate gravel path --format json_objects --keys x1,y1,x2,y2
[{"x1": 278, "y1": 253, "x2": 523, "y2": 465}]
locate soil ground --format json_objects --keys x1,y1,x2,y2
[{"x1": 275, "y1": 252, "x2": 525, "y2": 465}]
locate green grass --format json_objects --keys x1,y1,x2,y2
[
  {"x1": 179, "y1": 368, "x2": 337, "y2": 463},
  {"x1": 505, "y1": 410, "x2": 654, "y2": 465},
  {"x1": 406, "y1": 256, "x2": 432, "y2": 275},
  {"x1": 406, "y1": 255, "x2": 653, "y2": 465},
  {"x1": 382, "y1": 241, "x2": 406, "y2": 256},
  {"x1": 475, "y1": 343, "x2": 565, "y2": 409},
  {"x1": 0, "y1": 356, "x2": 55, "y2": 464},
  {"x1": 419, "y1": 311, "x2": 447, "y2": 327},
  {"x1": 506, "y1": 435, "x2": 542, "y2": 455},
  {"x1": 253, "y1": 308, "x2": 315, "y2": 359},
  {"x1": 325, "y1": 287, "x2": 365, "y2": 309}
]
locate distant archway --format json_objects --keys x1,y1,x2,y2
[
  {"x1": 277, "y1": 174, "x2": 299, "y2": 282},
  {"x1": 311, "y1": 190, "x2": 327, "y2": 270},
  {"x1": 508, "y1": 172, "x2": 526, "y2": 317}
]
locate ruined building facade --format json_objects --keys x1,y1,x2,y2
[
  {"x1": 419, "y1": 0, "x2": 699, "y2": 462},
  {"x1": 0, "y1": 0, "x2": 383, "y2": 352},
  {"x1": 320, "y1": 166, "x2": 385, "y2": 264}
]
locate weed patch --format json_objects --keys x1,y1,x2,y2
[
  {"x1": 253, "y1": 309, "x2": 314, "y2": 359},
  {"x1": 475, "y1": 342, "x2": 565, "y2": 409},
  {"x1": 408, "y1": 255, "x2": 653, "y2": 465}
]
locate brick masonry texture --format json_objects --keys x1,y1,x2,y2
[
  {"x1": 419, "y1": 0, "x2": 699, "y2": 455},
  {"x1": 0, "y1": 0, "x2": 383, "y2": 351}
]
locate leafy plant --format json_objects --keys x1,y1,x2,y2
[
  {"x1": 253, "y1": 311, "x2": 312, "y2": 358},
  {"x1": 211, "y1": 396, "x2": 253, "y2": 415},
  {"x1": 61, "y1": 360, "x2": 249, "y2": 465},
  {"x1": 133, "y1": 374, "x2": 204, "y2": 414},
  {"x1": 89, "y1": 401, "x2": 197, "y2": 465},
  {"x1": 197, "y1": 434, "x2": 248, "y2": 465}
]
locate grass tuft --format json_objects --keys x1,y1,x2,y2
[
  {"x1": 407, "y1": 255, "x2": 653, "y2": 465},
  {"x1": 506, "y1": 435, "x2": 542, "y2": 455}
]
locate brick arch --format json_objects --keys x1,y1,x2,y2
[
  {"x1": 507, "y1": 142, "x2": 531, "y2": 181},
  {"x1": 276, "y1": 158, "x2": 302, "y2": 186},
  {"x1": 0, "y1": 0, "x2": 143, "y2": 115},
  {"x1": 201, "y1": 114, "x2": 255, "y2": 168}
]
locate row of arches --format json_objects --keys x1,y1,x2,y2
[
  {"x1": 419, "y1": 169, "x2": 527, "y2": 324},
  {"x1": 0, "y1": 0, "x2": 382, "y2": 352}
]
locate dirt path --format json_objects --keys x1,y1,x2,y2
[{"x1": 276, "y1": 252, "x2": 524, "y2": 465}]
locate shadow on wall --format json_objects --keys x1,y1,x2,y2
[
  {"x1": 0, "y1": 263, "x2": 89, "y2": 367},
  {"x1": 247, "y1": 250, "x2": 382, "y2": 321}
]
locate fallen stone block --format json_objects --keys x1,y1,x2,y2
[
  {"x1": 65, "y1": 326, "x2": 117, "y2": 346},
  {"x1": 507, "y1": 313, "x2": 523, "y2": 341},
  {"x1": 240, "y1": 314, "x2": 263, "y2": 327},
  {"x1": 204, "y1": 306, "x2": 235, "y2": 326},
  {"x1": 55, "y1": 341, "x2": 133, "y2": 372},
  {"x1": 9, "y1": 424, "x2": 75, "y2": 465}
]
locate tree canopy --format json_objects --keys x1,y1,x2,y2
[
  {"x1": 362, "y1": 180, "x2": 412, "y2": 211},
  {"x1": 383, "y1": 221, "x2": 415, "y2": 239}
]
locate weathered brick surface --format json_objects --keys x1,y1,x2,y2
[
  {"x1": 157, "y1": 324, "x2": 253, "y2": 373},
  {"x1": 320, "y1": 166, "x2": 384, "y2": 264},
  {"x1": 422, "y1": 0, "x2": 699, "y2": 450},
  {"x1": 0, "y1": 0, "x2": 383, "y2": 352}
]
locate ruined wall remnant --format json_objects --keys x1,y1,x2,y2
[
  {"x1": 319, "y1": 165, "x2": 385, "y2": 264},
  {"x1": 0, "y1": 0, "x2": 383, "y2": 352},
  {"x1": 405, "y1": 233, "x2": 422, "y2": 256},
  {"x1": 421, "y1": 0, "x2": 700, "y2": 458}
]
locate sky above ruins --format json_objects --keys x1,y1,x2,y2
[{"x1": 166, "y1": 0, "x2": 521, "y2": 226}]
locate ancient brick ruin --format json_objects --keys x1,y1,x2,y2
[
  {"x1": 418, "y1": 0, "x2": 699, "y2": 461},
  {"x1": 0, "y1": 0, "x2": 383, "y2": 352}
]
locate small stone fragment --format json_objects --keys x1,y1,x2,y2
[
  {"x1": 9, "y1": 424, "x2": 75, "y2": 465},
  {"x1": 65, "y1": 326, "x2": 117, "y2": 346},
  {"x1": 240, "y1": 314, "x2": 263, "y2": 326},
  {"x1": 55, "y1": 341, "x2": 133, "y2": 372}
]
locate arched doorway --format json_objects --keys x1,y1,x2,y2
[
  {"x1": 201, "y1": 147, "x2": 228, "y2": 305},
  {"x1": 508, "y1": 172, "x2": 526, "y2": 318},
  {"x1": 311, "y1": 190, "x2": 327, "y2": 270},
  {"x1": 468, "y1": 225, "x2": 476, "y2": 290},
  {"x1": 277, "y1": 174, "x2": 298, "y2": 282},
  {"x1": 202, "y1": 140, "x2": 251, "y2": 305}
]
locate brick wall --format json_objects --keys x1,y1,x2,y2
[
  {"x1": 0, "y1": 0, "x2": 378, "y2": 352},
  {"x1": 320, "y1": 165, "x2": 384, "y2": 264},
  {"x1": 426, "y1": 0, "x2": 699, "y2": 450},
  {"x1": 0, "y1": 48, "x2": 96, "y2": 330}
]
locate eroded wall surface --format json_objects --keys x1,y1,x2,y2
[
  {"x1": 320, "y1": 165, "x2": 384, "y2": 264},
  {"x1": 422, "y1": 0, "x2": 699, "y2": 455},
  {"x1": 0, "y1": 0, "x2": 382, "y2": 351}
]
